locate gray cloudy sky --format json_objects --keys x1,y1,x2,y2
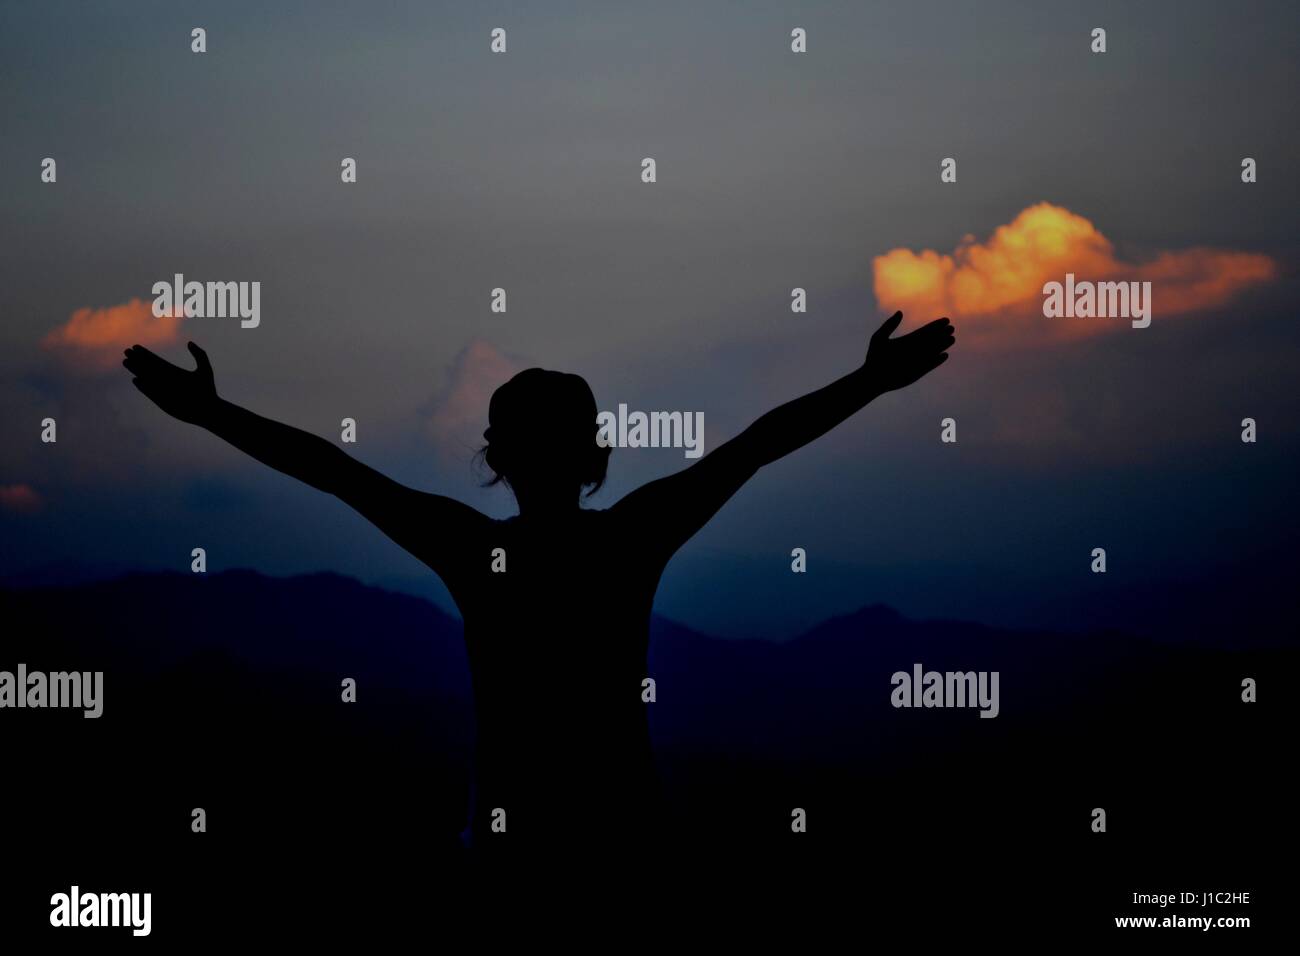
[{"x1": 2, "y1": 0, "x2": 1297, "y2": 640}]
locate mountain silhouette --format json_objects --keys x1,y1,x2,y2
[{"x1": 1, "y1": 570, "x2": 1290, "y2": 939}]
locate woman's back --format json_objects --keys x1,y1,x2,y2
[{"x1": 451, "y1": 508, "x2": 666, "y2": 844}]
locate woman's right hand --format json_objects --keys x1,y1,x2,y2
[{"x1": 862, "y1": 311, "x2": 955, "y2": 393}]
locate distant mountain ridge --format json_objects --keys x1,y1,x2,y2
[
  {"x1": 2, "y1": 567, "x2": 1213, "y2": 766},
  {"x1": 1, "y1": 567, "x2": 1287, "y2": 910}
]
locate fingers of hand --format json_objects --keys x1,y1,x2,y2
[
  {"x1": 124, "y1": 345, "x2": 188, "y2": 382},
  {"x1": 125, "y1": 345, "x2": 161, "y2": 373},
  {"x1": 122, "y1": 346, "x2": 149, "y2": 375},
  {"x1": 914, "y1": 319, "x2": 955, "y2": 352},
  {"x1": 872, "y1": 310, "x2": 904, "y2": 342},
  {"x1": 906, "y1": 317, "x2": 953, "y2": 342},
  {"x1": 187, "y1": 341, "x2": 212, "y2": 373}
]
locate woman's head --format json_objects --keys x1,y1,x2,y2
[{"x1": 479, "y1": 368, "x2": 610, "y2": 505}]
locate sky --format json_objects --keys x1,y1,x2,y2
[{"x1": 2, "y1": 0, "x2": 1298, "y2": 641}]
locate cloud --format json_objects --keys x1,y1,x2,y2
[
  {"x1": 0, "y1": 483, "x2": 43, "y2": 514},
  {"x1": 422, "y1": 339, "x2": 527, "y2": 456},
  {"x1": 872, "y1": 203, "x2": 1276, "y2": 347},
  {"x1": 42, "y1": 297, "x2": 184, "y2": 367}
]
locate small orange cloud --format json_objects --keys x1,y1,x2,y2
[
  {"x1": 873, "y1": 203, "x2": 1276, "y2": 347},
  {"x1": 42, "y1": 297, "x2": 184, "y2": 366},
  {"x1": 0, "y1": 483, "x2": 43, "y2": 514},
  {"x1": 424, "y1": 339, "x2": 527, "y2": 455}
]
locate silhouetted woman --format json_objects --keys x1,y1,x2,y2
[{"x1": 123, "y1": 311, "x2": 954, "y2": 852}]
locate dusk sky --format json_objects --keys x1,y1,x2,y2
[{"x1": 3, "y1": 0, "x2": 1297, "y2": 640}]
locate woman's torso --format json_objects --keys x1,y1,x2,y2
[{"x1": 448, "y1": 508, "x2": 667, "y2": 842}]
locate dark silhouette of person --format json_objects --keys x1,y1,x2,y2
[{"x1": 122, "y1": 310, "x2": 953, "y2": 854}]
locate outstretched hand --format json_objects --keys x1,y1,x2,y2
[
  {"x1": 863, "y1": 311, "x2": 955, "y2": 393},
  {"x1": 122, "y1": 341, "x2": 218, "y2": 425}
]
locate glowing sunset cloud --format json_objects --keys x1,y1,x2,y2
[
  {"x1": 424, "y1": 339, "x2": 526, "y2": 455},
  {"x1": 42, "y1": 297, "x2": 184, "y2": 367},
  {"x1": 0, "y1": 483, "x2": 43, "y2": 514},
  {"x1": 872, "y1": 203, "x2": 1276, "y2": 347}
]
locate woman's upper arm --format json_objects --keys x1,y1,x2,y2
[
  {"x1": 332, "y1": 455, "x2": 489, "y2": 576},
  {"x1": 609, "y1": 436, "x2": 759, "y2": 559}
]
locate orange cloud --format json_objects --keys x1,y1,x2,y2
[
  {"x1": 423, "y1": 339, "x2": 527, "y2": 455},
  {"x1": 873, "y1": 203, "x2": 1276, "y2": 347},
  {"x1": 42, "y1": 297, "x2": 183, "y2": 366},
  {"x1": 0, "y1": 483, "x2": 43, "y2": 514}
]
